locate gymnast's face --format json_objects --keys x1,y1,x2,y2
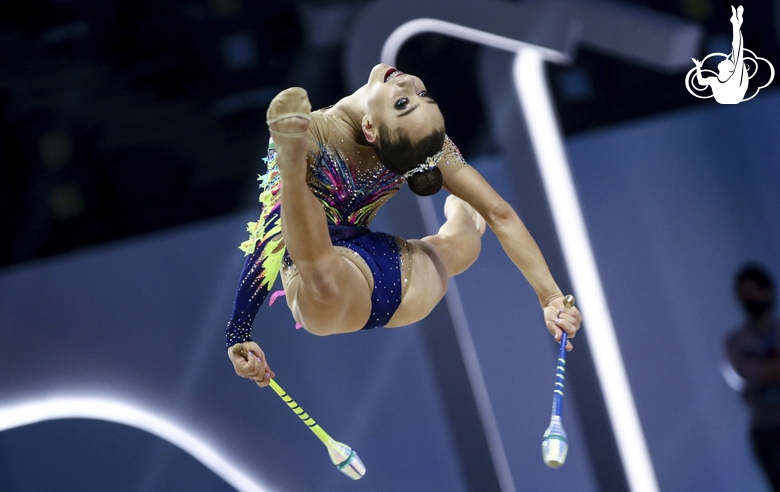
[{"x1": 362, "y1": 63, "x2": 444, "y2": 144}]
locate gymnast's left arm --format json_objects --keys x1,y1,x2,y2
[{"x1": 439, "y1": 139, "x2": 581, "y2": 348}]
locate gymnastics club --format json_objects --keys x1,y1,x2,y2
[
  {"x1": 542, "y1": 294, "x2": 575, "y2": 469},
  {"x1": 232, "y1": 345, "x2": 365, "y2": 480}
]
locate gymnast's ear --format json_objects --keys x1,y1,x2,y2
[{"x1": 361, "y1": 115, "x2": 378, "y2": 144}]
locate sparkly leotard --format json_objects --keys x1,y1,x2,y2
[{"x1": 225, "y1": 110, "x2": 467, "y2": 346}]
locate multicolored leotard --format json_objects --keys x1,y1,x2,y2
[{"x1": 225, "y1": 110, "x2": 467, "y2": 347}]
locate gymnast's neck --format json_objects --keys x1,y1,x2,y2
[{"x1": 325, "y1": 85, "x2": 370, "y2": 146}]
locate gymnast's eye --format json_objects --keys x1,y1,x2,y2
[
  {"x1": 418, "y1": 90, "x2": 430, "y2": 98},
  {"x1": 394, "y1": 97, "x2": 409, "y2": 109}
]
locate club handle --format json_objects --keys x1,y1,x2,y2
[
  {"x1": 231, "y1": 345, "x2": 333, "y2": 445},
  {"x1": 231, "y1": 345, "x2": 365, "y2": 479},
  {"x1": 557, "y1": 295, "x2": 575, "y2": 353},
  {"x1": 553, "y1": 295, "x2": 575, "y2": 417},
  {"x1": 270, "y1": 379, "x2": 334, "y2": 445},
  {"x1": 556, "y1": 295, "x2": 575, "y2": 360}
]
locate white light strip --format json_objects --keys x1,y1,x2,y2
[
  {"x1": 512, "y1": 48, "x2": 659, "y2": 492},
  {"x1": 0, "y1": 396, "x2": 276, "y2": 492},
  {"x1": 381, "y1": 18, "x2": 569, "y2": 67},
  {"x1": 417, "y1": 195, "x2": 517, "y2": 492}
]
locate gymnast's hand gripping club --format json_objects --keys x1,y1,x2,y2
[
  {"x1": 232, "y1": 346, "x2": 366, "y2": 480},
  {"x1": 542, "y1": 294, "x2": 575, "y2": 468}
]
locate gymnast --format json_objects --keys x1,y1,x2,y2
[
  {"x1": 226, "y1": 63, "x2": 582, "y2": 385},
  {"x1": 692, "y1": 5, "x2": 748, "y2": 104}
]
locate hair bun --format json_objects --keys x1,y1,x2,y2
[{"x1": 407, "y1": 167, "x2": 443, "y2": 196}]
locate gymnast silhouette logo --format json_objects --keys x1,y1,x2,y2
[{"x1": 685, "y1": 5, "x2": 774, "y2": 104}]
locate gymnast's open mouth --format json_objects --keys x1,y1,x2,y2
[{"x1": 384, "y1": 68, "x2": 403, "y2": 82}]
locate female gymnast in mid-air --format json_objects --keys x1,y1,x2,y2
[{"x1": 226, "y1": 63, "x2": 582, "y2": 385}]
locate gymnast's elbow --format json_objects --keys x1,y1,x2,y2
[{"x1": 484, "y1": 199, "x2": 517, "y2": 228}]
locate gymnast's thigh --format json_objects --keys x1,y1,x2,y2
[
  {"x1": 280, "y1": 251, "x2": 374, "y2": 335},
  {"x1": 385, "y1": 239, "x2": 449, "y2": 328}
]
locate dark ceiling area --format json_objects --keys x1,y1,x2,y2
[{"x1": 1, "y1": 0, "x2": 778, "y2": 270}]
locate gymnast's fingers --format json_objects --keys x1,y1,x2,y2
[
  {"x1": 555, "y1": 312, "x2": 579, "y2": 338},
  {"x1": 251, "y1": 356, "x2": 275, "y2": 388},
  {"x1": 261, "y1": 356, "x2": 276, "y2": 381},
  {"x1": 228, "y1": 342, "x2": 268, "y2": 381},
  {"x1": 228, "y1": 344, "x2": 252, "y2": 377},
  {"x1": 244, "y1": 344, "x2": 275, "y2": 387},
  {"x1": 245, "y1": 352, "x2": 263, "y2": 378},
  {"x1": 254, "y1": 374, "x2": 271, "y2": 388},
  {"x1": 560, "y1": 304, "x2": 582, "y2": 328},
  {"x1": 544, "y1": 307, "x2": 562, "y2": 338},
  {"x1": 560, "y1": 302, "x2": 581, "y2": 319},
  {"x1": 547, "y1": 318, "x2": 575, "y2": 351}
]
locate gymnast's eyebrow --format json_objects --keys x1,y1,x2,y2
[
  {"x1": 397, "y1": 104, "x2": 419, "y2": 117},
  {"x1": 397, "y1": 99, "x2": 437, "y2": 117}
]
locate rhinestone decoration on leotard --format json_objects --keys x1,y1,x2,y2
[
  {"x1": 308, "y1": 141, "x2": 404, "y2": 227},
  {"x1": 225, "y1": 144, "x2": 285, "y2": 346}
]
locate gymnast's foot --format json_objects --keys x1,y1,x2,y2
[
  {"x1": 444, "y1": 194, "x2": 486, "y2": 237},
  {"x1": 731, "y1": 5, "x2": 743, "y2": 26},
  {"x1": 267, "y1": 87, "x2": 312, "y2": 174}
]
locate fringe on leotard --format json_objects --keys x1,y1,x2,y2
[{"x1": 225, "y1": 144, "x2": 286, "y2": 347}]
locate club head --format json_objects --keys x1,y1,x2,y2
[
  {"x1": 326, "y1": 439, "x2": 366, "y2": 480},
  {"x1": 542, "y1": 416, "x2": 568, "y2": 468}
]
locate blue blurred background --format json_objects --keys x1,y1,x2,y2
[{"x1": 1, "y1": 0, "x2": 779, "y2": 491}]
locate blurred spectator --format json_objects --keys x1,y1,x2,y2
[{"x1": 725, "y1": 263, "x2": 780, "y2": 491}]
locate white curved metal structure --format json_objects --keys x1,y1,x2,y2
[{"x1": 0, "y1": 396, "x2": 276, "y2": 492}]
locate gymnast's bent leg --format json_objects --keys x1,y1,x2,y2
[
  {"x1": 423, "y1": 194, "x2": 484, "y2": 276},
  {"x1": 386, "y1": 195, "x2": 485, "y2": 327},
  {"x1": 267, "y1": 88, "x2": 373, "y2": 335}
]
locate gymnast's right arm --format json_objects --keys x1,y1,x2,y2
[
  {"x1": 436, "y1": 138, "x2": 581, "y2": 348},
  {"x1": 226, "y1": 240, "x2": 277, "y2": 388}
]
